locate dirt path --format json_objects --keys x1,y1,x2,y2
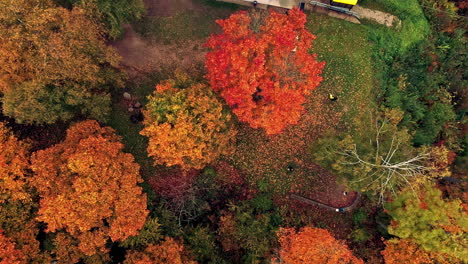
[
  {"x1": 110, "y1": 0, "x2": 206, "y2": 78},
  {"x1": 110, "y1": 25, "x2": 206, "y2": 77},
  {"x1": 354, "y1": 5, "x2": 400, "y2": 27}
]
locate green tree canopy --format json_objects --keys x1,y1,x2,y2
[
  {"x1": 387, "y1": 184, "x2": 468, "y2": 261},
  {"x1": 54, "y1": 0, "x2": 145, "y2": 39},
  {"x1": 312, "y1": 109, "x2": 434, "y2": 202}
]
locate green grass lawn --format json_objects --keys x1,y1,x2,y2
[
  {"x1": 307, "y1": 13, "x2": 377, "y2": 130},
  {"x1": 359, "y1": 0, "x2": 430, "y2": 51},
  {"x1": 107, "y1": 75, "x2": 163, "y2": 180},
  {"x1": 134, "y1": 0, "x2": 240, "y2": 44}
]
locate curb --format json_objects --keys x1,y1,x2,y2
[{"x1": 290, "y1": 192, "x2": 361, "y2": 213}]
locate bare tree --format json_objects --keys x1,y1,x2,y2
[{"x1": 336, "y1": 119, "x2": 429, "y2": 204}]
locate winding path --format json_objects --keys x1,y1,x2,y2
[{"x1": 290, "y1": 192, "x2": 361, "y2": 212}]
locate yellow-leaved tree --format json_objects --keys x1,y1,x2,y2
[
  {"x1": 141, "y1": 75, "x2": 237, "y2": 170},
  {"x1": 0, "y1": 0, "x2": 123, "y2": 124}
]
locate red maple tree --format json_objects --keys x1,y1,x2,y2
[{"x1": 205, "y1": 8, "x2": 325, "y2": 134}]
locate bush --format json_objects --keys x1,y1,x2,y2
[
  {"x1": 54, "y1": 0, "x2": 145, "y2": 39},
  {"x1": 364, "y1": 0, "x2": 430, "y2": 51},
  {"x1": 185, "y1": 226, "x2": 227, "y2": 264},
  {"x1": 351, "y1": 228, "x2": 370, "y2": 243},
  {"x1": 217, "y1": 201, "x2": 281, "y2": 262},
  {"x1": 250, "y1": 193, "x2": 273, "y2": 212},
  {"x1": 352, "y1": 208, "x2": 368, "y2": 226}
]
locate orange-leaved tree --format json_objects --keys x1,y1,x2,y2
[
  {"x1": 124, "y1": 237, "x2": 197, "y2": 264},
  {"x1": 276, "y1": 227, "x2": 363, "y2": 264},
  {"x1": 0, "y1": 122, "x2": 47, "y2": 263},
  {"x1": 0, "y1": 230, "x2": 25, "y2": 264},
  {"x1": 141, "y1": 76, "x2": 237, "y2": 170},
  {"x1": 0, "y1": 122, "x2": 30, "y2": 203},
  {"x1": 382, "y1": 239, "x2": 458, "y2": 264},
  {"x1": 205, "y1": 8, "x2": 325, "y2": 134},
  {"x1": 30, "y1": 120, "x2": 148, "y2": 262}
]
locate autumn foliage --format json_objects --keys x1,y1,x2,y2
[
  {"x1": 276, "y1": 227, "x2": 363, "y2": 264},
  {"x1": 205, "y1": 8, "x2": 325, "y2": 134},
  {"x1": 0, "y1": 201, "x2": 45, "y2": 264},
  {"x1": 124, "y1": 237, "x2": 197, "y2": 264},
  {"x1": 0, "y1": 122, "x2": 30, "y2": 203},
  {"x1": 141, "y1": 77, "x2": 237, "y2": 170},
  {"x1": 387, "y1": 184, "x2": 468, "y2": 261},
  {"x1": 0, "y1": 123, "x2": 48, "y2": 263},
  {"x1": 382, "y1": 239, "x2": 457, "y2": 264},
  {"x1": 30, "y1": 120, "x2": 148, "y2": 261},
  {"x1": 0, "y1": 230, "x2": 25, "y2": 264},
  {"x1": 0, "y1": 0, "x2": 122, "y2": 124}
]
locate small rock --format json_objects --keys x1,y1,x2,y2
[
  {"x1": 134, "y1": 102, "x2": 141, "y2": 108},
  {"x1": 123, "y1": 92, "x2": 131, "y2": 100},
  {"x1": 128, "y1": 107, "x2": 134, "y2": 112}
]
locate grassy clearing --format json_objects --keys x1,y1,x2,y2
[
  {"x1": 229, "y1": 13, "x2": 378, "y2": 195},
  {"x1": 112, "y1": 4, "x2": 392, "y2": 197},
  {"x1": 107, "y1": 1, "x2": 241, "y2": 178},
  {"x1": 107, "y1": 74, "x2": 165, "y2": 180},
  {"x1": 360, "y1": 0, "x2": 430, "y2": 51},
  {"x1": 307, "y1": 13, "x2": 376, "y2": 130},
  {"x1": 133, "y1": 0, "x2": 240, "y2": 44}
]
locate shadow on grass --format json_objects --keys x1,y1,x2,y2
[{"x1": 107, "y1": 73, "x2": 168, "y2": 180}]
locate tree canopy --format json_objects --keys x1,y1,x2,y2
[
  {"x1": 0, "y1": 123, "x2": 47, "y2": 263},
  {"x1": 311, "y1": 109, "x2": 444, "y2": 202},
  {"x1": 0, "y1": 230, "x2": 25, "y2": 264},
  {"x1": 124, "y1": 237, "x2": 197, "y2": 264},
  {"x1": 205, "y1": 8, "x2": 325, "y2": 134},
  {"x1": 276, "y1": 227, "x2": 363, "y2": 264},
  {"x1": 387, "y1": 184, "x2": 468, "y2": 261},
  {"x1": 141, "y1": 75, "x2": 237, "y2": 170},
  {"x1": 54, "y1": 0, "x2": 145, "y2": 39},
  {"x1": 0, "y1": 122, "x2": 30, "y2": 203},
  {"x1": 0, "y1": 0, "x2": 122, "y2": 124},
  {"x1": 382, "y1": 238, "x2": 458, "y2": 264},
  {"x1": 30, "y1": 120, "x2": 148, "y2": 261}
]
